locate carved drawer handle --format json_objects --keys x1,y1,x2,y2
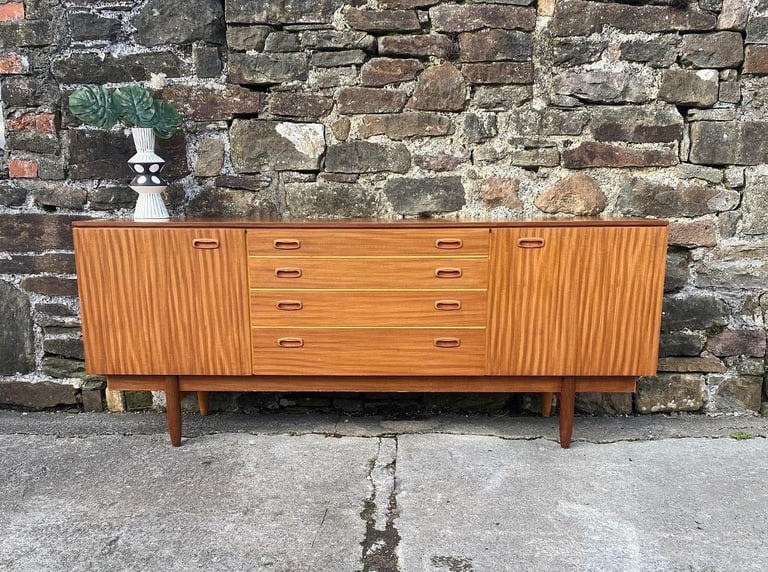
[
  {"x1": 434, "y1": 337, "x2": 461, "y2": 348},
  {"x1": 277, "y1": 337, "x2": 304, "y2": 348},
  {"x1": 434, "y1": 300, "x2": 462, "y2": 311},
  {"x1": 276, "y1": 300, "x2": 303, "y2": 311},
  {"x1": 273, "y1": 238, "x2": 301, "y2": 250},
  {"x1": 435, "y1": 238, "x2": 463, "y2": 250},
  {"x1": 435, "y1": 268, "x2": 462, "y2": 278},
  {"x1": 275, "y1": 267, "x2": 302, "y2": 278},
  {"x1": 192, "y1": 238, "x2": 220, "y2": 250},
  {"x1": 517, "y1": 237, "x2": 546, "y2": 249}
]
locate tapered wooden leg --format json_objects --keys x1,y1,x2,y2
[
  {"x1": 164, "y1": 375, "x2": 182, "y2": 447},
  {"x1": 197, "y1": 391, "x2": 210, "y2": 416},
  {"x1": 558, "y1": 378, "x2": 576, "y2": 449},
  {"x1": 540, "y1": 392, "x2": 554, "y2": 417}
]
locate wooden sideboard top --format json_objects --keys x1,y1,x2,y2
[{"x1": 73, "y1": 217, "x2": 668, "y2": 229}]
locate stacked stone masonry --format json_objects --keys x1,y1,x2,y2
[{"x1": 0, "y1": 0, "x2": 767, "y2": 416}]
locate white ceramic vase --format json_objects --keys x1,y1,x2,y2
[{"x1": 128, "y1": 127, "x2": 170, "y2": 222}]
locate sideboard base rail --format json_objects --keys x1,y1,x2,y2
[{"x1": 107, "y1": 375, "x2": 637, "y2": 449}]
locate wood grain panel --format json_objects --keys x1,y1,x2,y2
[
  {"x1": 251, "y1": 290, "x2": 487, "y2": 327},
  {"x1": 248, "y1": 257, "x2": 489, "y2": 289},
  {"x1": 74, "y1": 228, "x2": 251, "y2": 375},
  {"x1": 251, "y1": 328, "x2": 486, "y2": 375},
  {"x1": 247, "y1": 229, "x2": 490, "y2": 256},
  {"x1": 108, "y1": 374, "x2": 636, "y2": 393},
  {"x1": 76, "y1": 219, "x2": 668, "y2": 230},
  {"x1": 486, "y1": 226, "x2": 667, "y2": 376}
]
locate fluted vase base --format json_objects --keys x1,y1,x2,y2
[{"x1": 133, "y1": 191, "x2": 170, "y2": 222}]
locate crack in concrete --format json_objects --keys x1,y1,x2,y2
[{"x1": 358, "y1": 436, "x2": 401, "y2": 572}]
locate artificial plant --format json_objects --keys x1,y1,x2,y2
[{"x1": 68, "y1": 85, "x2": 181, "y2": 139}]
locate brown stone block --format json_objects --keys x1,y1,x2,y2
[
  {"x1": 635, "y1": 374, "x2": 705, "y2": 414},
  {"x1": 225, "y1": 0, "x2": 341, "y2": 25},
  {"x1": 657, "y1": 357, "x2": 727, "y2": 374},
  {"x1": 0, "y1": 214, "x2": 89, "y2": 251},
  {"x1": 689, "y1": 121, "x2": 768, "y2": 165},
  {"x1": 310, "y1": 50, "x2": 366, "y2": 67},
  {"x1": 0, "y1": 381, "x2": 79, "y2": 409},
  {"x1": 430, "y1": 4, "x2": 535, "y2": 32},
  {"x1": 462, "y1": 62, "x2": 533, "y2": 85},
  {"x1": 337, "y1": 87, "x2": 408, "y2": 115},
  {"x1": 407, "y1": 63, "x2": 466, "y2": 111},
  {"x1": 591, "y1": 105, "x2": 683, "y2": 143},
  {"x1": 414, "y1": 152, "x2": 470, "y2": 173},
  {"x1": 361, "y1": 57, "x2": 423, "y2": 86},
  {"x1": 668, "y1": 220, "x2": 717, "y2": 248},
  {"x1": 378, "y1": 35, "x2": 455, "y2": 58},
  {"x1": 345, "y1": 8, "x2": 421, "y2": 32},
  {"x1": 0, "y1": 20, "x2": 51, "y2": 48},
  {"x1": 0, "y1": 253, "x2": 76, "y2": 275},
  {"x1": 269, "y1": 92, "x2": 333, "y2": 118},
  {"x1": 659, "y1": 69, "x2": 719, "y2": 107},
  {"x1": 161, "y1": 85, "x2": 264, "y2": 121},
  {"x1": 481, "y1": 178, "x2": 522, "y2": 210},
  {"x1": 21, "y1": 277, "x2": 79, "y2": 297},
  {"x1": 680, "y1": 31, "x2": 744, "y2": 69},
  {"x1": 706, "y1": 329, "x2": 767, "y2": 357},
  {"x1": 52, "y1": 52, "x2": 186, "y2": 84},
  {"x1": 228, "y1": 52, "x2": 308, "y2": 85},
  {"x1": 534, "y1": 173, "x2": 606, "y2": 216},
  {"x1": 359, "y1": 112, "x2": 452, "y2": 140},
  {"x1": 561, "y1": 142, "x2": 678, "y2": 169},
  {"x1": 552, "y1": 0, "x2": 715, "y2": 37},
  {"x1": 618, "y1": 177, "x2": 719, "y2": 218},
  {"x1": 459, "y1": 30, "x2": 532, "y2": 62},
  {"x1": 325, "y1": 141, "x2": 411, "y2": 173},
  {"x1": 711, "y1": 375, "x2": 763, "y2": 412},
  {"x1": 744, "y1": 45, "x2": 768, "y2": 74}
]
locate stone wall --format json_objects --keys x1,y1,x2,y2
[{"x1": 0, "y1": 0, "x2": 766, "y2": 416}]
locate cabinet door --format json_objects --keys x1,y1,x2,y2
[
  {"x1": 486, "y1": 226, "x2": 667, "y2": 376},
  {"x1": 74, "y1": 228, "x2": 250, "y2": 375}
]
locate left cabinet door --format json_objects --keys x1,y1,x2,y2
[{"x1": 74, "y1": 228, "x2": 251, "y2": 375}]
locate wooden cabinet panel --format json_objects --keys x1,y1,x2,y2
[
  {"x1": 248, "y1": 257, "x2": 489, "y2": 289},
  {"x1": 486, "y1": 226, "x2": 667, "y2": 376},
  {"x1": 74, "y1": 228, "x2": 251, "y2": 375},
  {"x1": 251, "y1": 290, "x2": 487, "y2": 327},
  {"x1": 247, "y1": 229, "x2": 489, "y2": 256},
  {"x1": 251, "y1": 328, "x2": 486, "y2": 375}
]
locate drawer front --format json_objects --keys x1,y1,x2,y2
[
  {"x1": 247, "y1": 229, "x2": 489, "y2": 256},
  {"x1": 252, "y1": 328, "x2": 486, "y2": 375},
  {"x1": 249, "y1": 258, "x2": 488, "y2": 289},
  {"x1": 251, "y1": 291, "x2": 487, "y2": 327}
]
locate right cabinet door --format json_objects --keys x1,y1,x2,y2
[{"x1": 486, "y1": 225, "x2": 668, "y2": 376}]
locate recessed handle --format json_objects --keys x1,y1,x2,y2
[
  {"x1": 192, "y1": 238, "x2": 220, "y2": 250},
  {"x1": 517, "y1": 237, "x2": 546, "y2": 249},
  {"x1": 277, "y1": 337, "x2": 304, "y2": 348},
  {"x1": 435, "y1": 268, "x2": 462, "y2": 278},
  {"x1": 275, "y1": 267, "x2": 302, "y2": 278},
  {"x1": 435, "y1": 238, "x2": 463, "y2": 250},
  {"x1": 434, "y1": 337, "x2": 461, "y2": 348},
  {"x1": 273, "y1": 238, "x2": 301, "y2": 250},
  {"x1": 434, "y1": 300, "x2": 462, "y2": 311},
  {"x1": 276, "y1": 300, "x2": 303, "y2": 311}
]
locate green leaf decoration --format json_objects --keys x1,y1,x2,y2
[
  {"x1": 112, "y1": 86, "x2": 155, "y2": 128},
  {"x1": 149, "y1": 99, "x2": 181, "y2": 139},
  {"x1": 68, "y1": 85, "x2": 118, "y2": 129}
]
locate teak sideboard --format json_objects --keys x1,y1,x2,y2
[{"x1": 72, "y1": 219, "x2": 668, "y2": 448}]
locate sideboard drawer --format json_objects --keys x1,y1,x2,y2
[
  {"x1": 247, "y1": 229, "x2": 489, "y2": 256},
  {"x1": 251, "y1": 328, "x2": 486, "y2": 375},
  {"x1": 250, "y1": 290, "x2": 487, "y2": 327},
  {"x1": 248, "y1": 258, "x2": 489, "y2": 289}
]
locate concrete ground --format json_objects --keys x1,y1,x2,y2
[{"x1": 1, "y1": 410, "x2": 767, "y2": 572}]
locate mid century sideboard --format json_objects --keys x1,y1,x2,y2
[{"x1": 72, "y1": 219, "x2": 668, "y2": 447}]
